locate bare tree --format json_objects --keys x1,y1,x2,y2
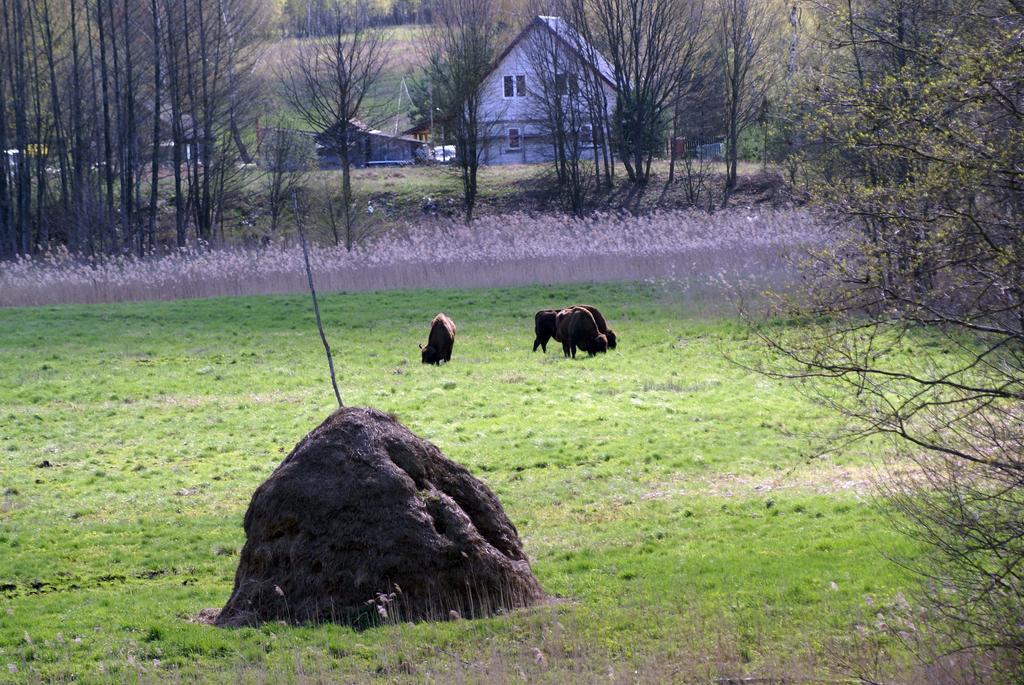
[
  {"x1": 262, "y1": 124, "x2": 314, "y2": 236},
  {"x1": 146, "y1": 0, "x2": 162, "y2": 253},
  {"x1": 560, "y1": 0, "x2": 616, "y2": 188},
  {"x1": 582, "y1": 0, "x2": 707, "y2": 184},
  {"x1": 0, "y1": 10, "x2": 10, "y2": 257},
  {"x1": 0, "y1": 0, "x2": 266, "y2": 257},
  {"x1": 715, "y1": 0, "x2": 780, "y2": 202},
  {"x1": 522, "y1": 12, "x2": 595, "y2": 215},
  {"x1": 668, "y1": 58, "x2": 723, "y2": 208},
  {"x1": 423, "y1": 0, "x2": 504, "y2": 222},
  {"x1": 282, "y1": 0, "x2": 387, "y2": 251},
  {"x1": 184, "y1": 0, "x2": 262, "y2": 243},
  {"x1": 37, "y1": 0, "x2": 71, "y2": 245}
]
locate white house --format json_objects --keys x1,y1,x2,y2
[{"x1": 478, "y1": 16, "x2": 617, "y2": 165}]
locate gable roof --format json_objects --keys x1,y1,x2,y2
[
  {"x1": 536, "y1": 16, "x2": 616, "y2": 88},
  {"x1": 487, "y1": 15, "x2": 617, "y2": 91}
]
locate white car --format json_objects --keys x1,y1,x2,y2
[{"x1": 432, "y1": 145, "x2": 456, "y2": 163}]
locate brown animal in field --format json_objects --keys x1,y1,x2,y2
[
  {"x1": 420, "y1": 313, "x2": 456, "y2": 365},
  {"x1": 533, "y1": 309, "x2": 558, "y2": 352},
  {"x1": 536, "y1": 304, "x2": 617, "y2": 353},
  {"x1": 570, "y1": 304, "x2": 617, "y2": 349},
  {"x1": 555, "y1": 307, "x2": 608, "y2": 358},
  {"x1": 554, "y1": 308, "x2": 573, "y2": 352}
]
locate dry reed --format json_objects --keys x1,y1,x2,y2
[{"x1": 0, "y1": 210, "x2": 825, "y2": 307}]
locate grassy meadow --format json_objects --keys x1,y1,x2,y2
[{"x1": 0, "y1": 282, "x2": 921, "y2": 683}]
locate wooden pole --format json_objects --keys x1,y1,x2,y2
[{"x1": 292, "y1": 192, "x2": 343, "y2": 408}]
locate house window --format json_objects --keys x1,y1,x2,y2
[
  {"x1": 555, "y1": 73, "x2": 577, "y2": 96},
  {"x1": 503, "y1": 74, "x2": 527, "y2": 98},
  {"x1": 508, "y1": 128, "x2": 521, "y2": 150},
  {"x1": 580, "y1": 124, "x2": 593, "y2": 144}
]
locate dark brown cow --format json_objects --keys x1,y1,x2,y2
[
  {"x1": 420, "y1": 313, "x2": 456, "y2": 365},
  {"x1": 533, "y1": 309, "x2": 558, "y2": 352},
  {"x1": 534, "y1": 304, "x2": 617, "y2": 353},
  {"x1": 555, "y1": 307, "x2": 608, "y2": 358},
  {"x1": 554, "y1": 307, "x2": 573, "y2": 355},
  {"x1": 570, "y1": 304, "x2": 617, "y2": 349}
]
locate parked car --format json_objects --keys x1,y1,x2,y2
[
  {"x1": 432, "y1": 145, "x2": 456, "y2": 163},
  {"x1": 693, "y1": 142, "x2": 725, "y2": 160}
]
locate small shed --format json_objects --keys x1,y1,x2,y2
[
  {"x1": 402, "y1": 123, "x2": 432, "y2": 143},
  {"x1": 316, "y1": 120, "x2": 428, "y2": 168}
]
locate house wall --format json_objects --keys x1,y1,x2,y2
[
  {"x1": 363, "y1": 134, "x2": 423, "y2": 164},
  {"x1": 318, "y1": 133, "x2": 425, "y2": 169},
  {"x1": 477, "y1": 31, "x2": 615, "y2": 166}
]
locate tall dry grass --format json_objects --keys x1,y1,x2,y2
[
  {"x1": 0, "y1": 210, "x2": 826, "y2": 307},
  {"x1": 10, "y1": 598, "x2": 980, "y2": 684},
  {"x1": 15, "y1": 604, "x2": 860, "y2": 684}
]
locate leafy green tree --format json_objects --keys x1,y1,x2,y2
[{"x1": 759, "y1": 0, "x2": 1024, "y2": 676}]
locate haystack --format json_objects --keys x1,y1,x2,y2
[{"x1": 216, "y1": 407, "x2": 543, "y2": 627}]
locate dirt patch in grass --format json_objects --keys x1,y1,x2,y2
[
  {"x1": 643, "y1": 462, "x2": 923, "y2": 501},
  {"x1": 190, "y1": 608, "x2": 221, "y2": 625}
]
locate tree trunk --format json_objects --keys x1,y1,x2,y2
[
  {"x1": 121, "y1": 0, "x2": 139, "y2": 254},
  {"x1": 339, "y1": 127, "x2": 354, "y2": 251},
  {"x1": 86, "y1": 2, "x2": 106, "y2": 252},
  {"x1": 668, "y1": 104, "x2": 678, "y2": 184},
  {"x1": 0, "y1": 1, "x2": 12, "y2": 258},
  {"x1": 69, "y1": 0, "x2": 88, "y2": 252},
  {"x1": 11, "y1": 0, "x2": 33, "y2": 254},
  {"x1": 165, "y1": 0, "x2": 187, "y2": 246},
  {"x1": 326, "y1": 195, "x2": 340, "y2": 246},
  {"x1": 148, "y1": 0, "x2": 162, "y2": 253},
  {"x1": 40, "y1": 0, "x2": 71, "y2": 239},
  {"x1": 95, "y1": 0, "x2": 117, "y2": 250},
  {"x1": 25, "y1": 1, "x2": 45, "y2": 250},
  {"x1": 183, "y1": 0, "x2": 203, "y2": 241}
]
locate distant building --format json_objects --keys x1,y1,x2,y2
[
  {"x1": 477, "y1": 16, "x2": 617, "y2": 165},
  {"x1": 315, "y1": 120, "x2": 429, "y2": 168},
  {"x1": 401, "y1": 123, "x2": 432, "y2": 144}
]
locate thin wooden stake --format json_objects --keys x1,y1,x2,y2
[{"x1": 292, "y1": 192, "x2": 343, "y2": 408}]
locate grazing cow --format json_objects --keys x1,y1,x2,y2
[
  {"x1": 533, "y1": 309, "x2": 558, "y2": 352},
  {"x1": 420, "y1": 313, "x2": 456, "y2": 365},
  {"x1": 568, "y1": 307, "x2": 609, "y2": 357},
  {"x1": 555, "y1": 307, "x2": 608, "y2": 358},
  {"x1": 535, "y1": 304, "x2": 617, "y2": 353},
  {"x1": 554, "y1": 307, "x2": 574, "y2": 356},
  {"x1": 570, "y1": 304, "x2": 617, "y2": 349}
]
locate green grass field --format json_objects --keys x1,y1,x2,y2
[{"x1": 0, "y1": 283, "x2": 919, "y2": 683}]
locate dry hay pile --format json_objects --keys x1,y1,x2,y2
[{"x1": 216, "y1": 407, "x2": 543, "y2": 627}]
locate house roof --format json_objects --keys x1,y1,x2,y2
[
  {"x1": 315, "y1": 120, "x2": 424, "y2": 149},
  {"x1": 487, "y1": 15, "x2": 617, "y2": 91},
  {"x1": 366, "y1": 131, "x2": 425, "y2": 145},
  {"x1": 536, "y1": 16, "x2": 616, "y2": 87}
]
